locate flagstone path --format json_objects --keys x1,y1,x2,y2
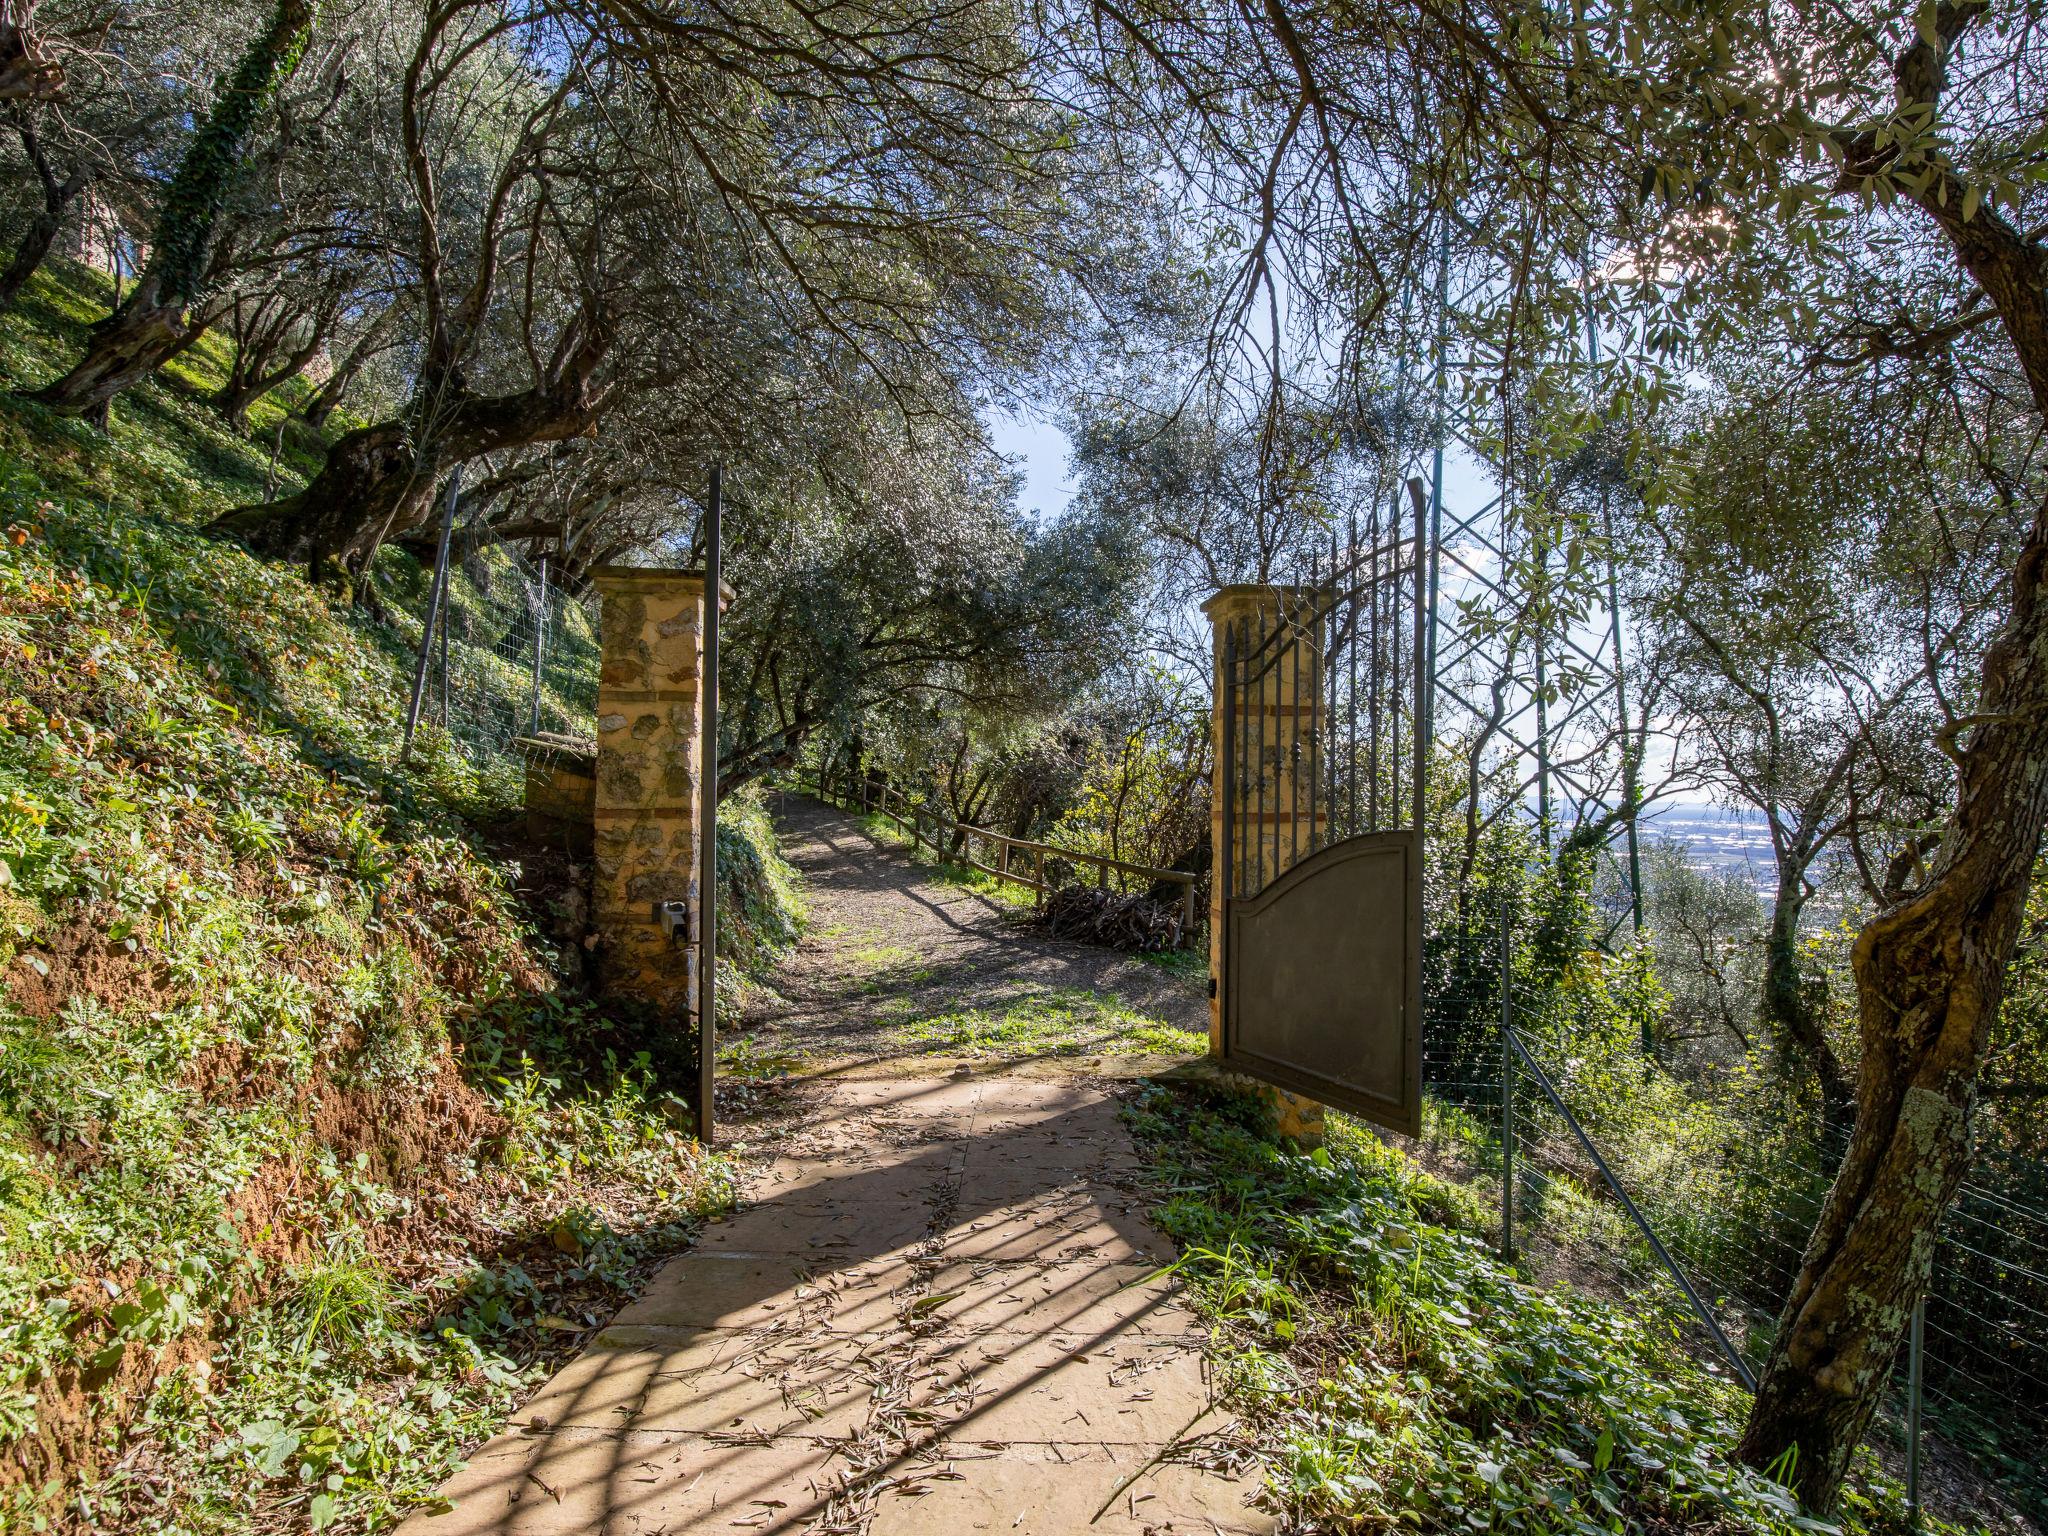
[{"x1": 400, "y1": 798, "x2": 1270, "y2": 1536}]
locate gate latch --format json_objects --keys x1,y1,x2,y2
[
  {"x1": 656, "y1": 900, "x2": 691, "y2": 944},
  {"x1": 1206, "y1": 976, "x2": 1217, "y2": 999}
]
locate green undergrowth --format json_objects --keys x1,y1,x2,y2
[
  {"x1": 714, "y1": 790, "x2": 808, "y2": 1019},
  {"x1": 891, "y1": 985, "x2": 1203, "y2": 1060},
  {"x1": 361, "y1": 547, "x2": 600, "y2": 795},
  {"x1": 1127, "y1": 1083, "x2": 1943, "y2": 1536},
  {"x1": 0, "y1": 263, "x2": 739, "y2": 1534}
]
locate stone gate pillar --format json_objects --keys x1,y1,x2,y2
[
  {"x1": 590, "y1": 565, "x2": 728, "y2": 1009},
  {"x1": 1203, "y1": 584, "x2": 1327, "y2": 1142}
]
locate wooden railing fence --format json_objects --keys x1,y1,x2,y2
[{"x1": 795, "y1": 768, "x2": 1199, "y2": 945}]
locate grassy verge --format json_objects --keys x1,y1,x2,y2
[
  {"x1": 0, "y1": 262, "x2": 738, "y2": 1534},
  {"x1": 887, "y1": 986, "x2": 1203, "y2": 1060},
  {"x1": 714, "y1": 790, "x2": 809, "y2": 1023},
  {"x1": 1126, "y1": 1082, "x2": 1943, "y2": 1536},
  {"x1": 839, "y1": 803, "x2": 1039, "y2": 910}
]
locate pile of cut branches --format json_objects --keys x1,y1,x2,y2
[{"x1": 1041, "y1": 884, "x2": 1186, "y2": 952}]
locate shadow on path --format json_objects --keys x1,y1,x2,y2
[{"x1": 397, "y1": 799, "x2": 1265, "y2": 1536}]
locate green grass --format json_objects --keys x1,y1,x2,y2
[
  {"x1": 0, "y1": 260, "x2": 741, "y2": 1534},
  {"x1": 890, "y1": 985, "x2": 1204, "y2": 1060},
  {"x1": 1127, "y1": 1083, "x2": 1949, "y2": 1536},
  {"x1": 1136, "y1": 942, "x2": 1208, "y2": 980},
  {"x1": 848, "y1": 806, "x2": 1039, "y2": 910},
  {"x1": 713, "y1": 791, "x2": 809, "y2": 1022}
]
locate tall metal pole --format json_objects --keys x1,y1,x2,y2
[
  {"x1": 1500, "y1": 896, "x2": 1515, "y2": 1260},
  {"x1": 1907, "y1": 1287, "x2": 1926, "y2": 1528},
  {"x1": 694, "y1": 466, "x2": 722, "y2": 1147},
  {"x1": 527, "y1": 553, "x2": 548, "y2": 735},
  {"x1": 1425, "y1": 219, "x2": 1450, "y2": 696},
  {"x1": 1580, "y1": 297, "x2": 1644, "y2": 931},
  {"x1": 401, "y1": 468, "x2": 462, "y2": 764}
]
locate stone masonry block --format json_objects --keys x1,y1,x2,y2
[{"x1": 588, "y1": 566, "x2": 728, "y2": 1012}]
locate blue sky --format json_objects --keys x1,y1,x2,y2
[{"x1": 987, "y1": 406, "x2": 1076, "y2": 523}]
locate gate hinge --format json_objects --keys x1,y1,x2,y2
[{"x1": 1206, "y1": 976, "x2": 1217, "y2": 999}]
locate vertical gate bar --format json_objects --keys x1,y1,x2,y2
[
  {"x1": 1307, "y1": 580, "x2": 1319, "y2": 854},
  {"x1": 1329, "y1": 551, "x2": 1341, "y2": 839},
  {"x1": 1220, "y1": 622, "x2": 1236, "y2": 913},
  {"x1": 1245, "y1": 614, "x2": 1256, "y2": 897},
  {"x1": 1300, "y1": 592, "x2": 1314, "y2": 861},
  {"x1": 696, "y1": 464, "x2": 722, "y2": 1148},
  {"x1": 1329, "y1": 529, "x2": 1340, "y2": 841},
  {"x1": 1220, "y1": 622, "x2": 1237, "y2": 1043},
  {"x1": 1384, "y1": 499, "x2": 1400, "y2": 831},
  {"x1": 1368, "y1": 502, "x2": 1381, "y2": 829},
  {"x1": 1251, "y1": 611, "x2": 1262, "y2": 892},
  {"x1": 1253, "y1": 606, "x2": 1269, "y2": 884},
  {"x1": 1348, "y1": 506, "x2": 1360, "y2": 834},
  {"x1": 1249, "y1": 615, "x2": 1261, "y2": 896},
  {"x1": 1241, "y1": 615, "x2": 1253, "y2": 899},
  {"x1": 1500, "y1": 897, "x2": 1515, "y2": 1260},
  {"x1": 1907, "y1": 1287, "x2": 1926, "y2": 1528}
]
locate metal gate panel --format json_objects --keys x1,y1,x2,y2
[
  {"x1": 1211, "y1": 477, "x2": 1430, "y2": 1137},
  {"x1": 1225, "y1": 830, "x2": 1421, "y2": 1135}
]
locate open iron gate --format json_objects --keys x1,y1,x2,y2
[{"x1": 1217, "y1": 482, "x2": 1428, "y2": 1136}]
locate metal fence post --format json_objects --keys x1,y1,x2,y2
[
  {"x1": 437, "y1": 569, "x2": 450, "y2": 726},
  {"x1": 1908, "y1": 1286, "x2": 1926, "y2": 1528},
  {"x1": 1500, "y1": 896, "x2": 1515, "y2": 1261},
  {"x1": 527, "y1": 553, "x2": 548, "y2": 734},
  {"x1": 401, "y1": 467, "x2": 462, "y2": 763},
  {"x1": 695, "y1": 464, "x2": 722, "y2": 1148}
]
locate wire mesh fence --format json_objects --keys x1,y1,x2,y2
[
  {"x1": 379, "y1": 541, "x2": 599, "y2": 782},
  {"x1": 1410, "y1": 877, "x2": 2048, "y2": 1529}
]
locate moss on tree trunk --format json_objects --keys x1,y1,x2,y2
[{"x1": 29, "y1": 0, "x2": 315, "y2": 418}]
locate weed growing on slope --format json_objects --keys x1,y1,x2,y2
[
  {"x1": 0, "y1": 264, "x2": 740, "y2": 1533},
  {"x1": 1125, "y1": 1084, "x2": 1944, "y2": 1536}
]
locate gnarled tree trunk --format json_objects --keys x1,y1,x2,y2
[
  {"x1": 28, "y1": 0, "x2": 314, "y2": 419},
  {"x1": 1738, "y1": 10, "x2": 2048, "y2": 1501},
  {"x1": 0, "y1": 112, "x2": 88, "y2": 313},
  {"x1": 1735, "y1": 500, "x2": 2048, "y2": 1504},
  {"x1": 31, "y1": 276, "x2": 212, "y2": 423},
  {"x1": 213, "y1": 305, "x2": 614, "y2": 582}
]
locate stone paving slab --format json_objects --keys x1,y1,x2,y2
[
  {"x1": 910, "y1": 1260, "x2": 1202, "y2": 1338},
  {"x1": 401, "y1": 1069, "x2": 1264, "y2": 1536},
  {"x1": 865, "y1": 1443, "x2": 1276, "y2": 1536}
]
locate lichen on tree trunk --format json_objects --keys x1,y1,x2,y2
[{"x1": 1737, "y1": 508, "x2": 2048, "y2": 1509}]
